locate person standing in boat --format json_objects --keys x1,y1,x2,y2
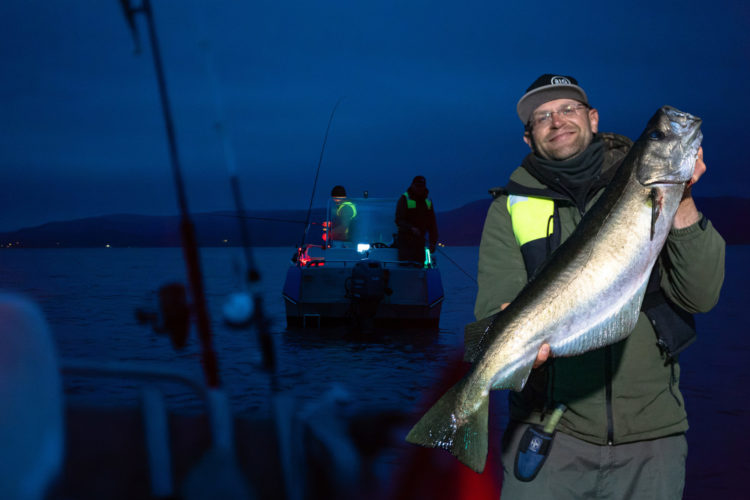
[
  {"x1": 329, "y1": 185, "x2": 357, "y2": 244},
  {"x1": 395, "y1": 175, "x2": 438, "y2": 262}
]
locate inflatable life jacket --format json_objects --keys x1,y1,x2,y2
[
  {"x1": 336, "y1": 200, "x2": 357, "y2": 218},
  {"x1": 504, "y1": 191, "x2": 697, "y2": 360},
  {"x1": 329, "y1": 200, "x2": 357, "y2": 242}
]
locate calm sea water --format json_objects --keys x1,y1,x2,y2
[
  {"x1": 0, "y1": 246, "x2": 480, "y2": 417},
  {"x1": 1, "y1": 245, "x2": 748, "y2": 498}
]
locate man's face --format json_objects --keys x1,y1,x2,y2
[{"x1": 524, "y1": 98, "x2": 599, "y2": 161}]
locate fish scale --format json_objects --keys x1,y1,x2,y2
[{"x1": 552, "y1": 278, "x2": 649, "y2": 355}]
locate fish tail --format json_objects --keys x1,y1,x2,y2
[{"x1": 405, "y1": 379, "x2": 490, "y2": 473}]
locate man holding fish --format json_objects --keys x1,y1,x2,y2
[
  {"x1": 405, "y1": 74, "x2": 725, "y2": 498},
  {"x1": 472, "y1": 75, "x2": 726, "y2": 498}
]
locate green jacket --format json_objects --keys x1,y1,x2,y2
[{"x1": 474, "y1": 133, "x2": 726, "y2": 445}]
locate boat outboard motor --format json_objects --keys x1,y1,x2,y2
[
  {"x1": 350, "y1": 260, "x2": 387, "y2": 301},
  {"x1": 348, "y1": 260, "x2": 387, "y2": 327}
]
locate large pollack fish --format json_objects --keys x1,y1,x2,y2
[{"x1": 405, "y1": 106, "x2": 703, "y2": 473}]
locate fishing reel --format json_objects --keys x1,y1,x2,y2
[
  {"x1": 135, "y1": 282, "x2": 191, "y2": 349},
  {"x1": 221, "y1": 267, "x2": 261, "y2": 329},
  {"x1": 135, "y1": 281, "x2": 254, "y2": 348},
  {"x1": 222, "y1": 270, "x2": 276, "y2": 373},
  {"x1": 222, "y1": 290, "x2": 255, "y2": 328}
]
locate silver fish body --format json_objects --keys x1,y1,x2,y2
[{"x1": 405, "y1": 106, "x2": 702, "y2": 472}]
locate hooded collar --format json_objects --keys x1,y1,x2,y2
[
  {"x1": 522, "y1": 135, "x2": 604, "y2": 212},
  {"x1": 499, "y1": 132, "x2": 633, "y2": 212}
]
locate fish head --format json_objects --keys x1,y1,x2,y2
[{"x1": 634, "y1": 105, "x2": 703, "y2": 187}]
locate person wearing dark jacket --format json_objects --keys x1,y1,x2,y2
[
  {"x1": 395, "y1": 176, "x2": 438, "y2": 262},
  {"x1": 475, "y1": 74, "x2": 725, "y2": 499}
]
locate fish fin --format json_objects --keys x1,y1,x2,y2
[
  {"x1": 463, "y1": 315, "x2": 495, "y2": 363},
  {"x1": 405, "y1": 379, "x2": 490, "y2": 473},
  {"x1": 649, "y1": 188, "x2": 661, "y2": 240},
  {"x1": 453, "y1": 395, "x2": 490, "y2": 473}
]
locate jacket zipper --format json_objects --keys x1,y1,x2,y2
[{"x1": 604, "y1": 345, "x2": 614, "y2": 445}]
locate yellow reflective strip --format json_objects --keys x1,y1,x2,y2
[
  {"x1": 507, "y1": 195, "x2": 554, "y2": 246},
  {"x1": 404, "y1": 192, "x2": 416, "y2": 209},
  {"x1": 404, "y1": 192, "x2": 431, "y2": 210}
]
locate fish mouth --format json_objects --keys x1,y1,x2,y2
[
  {"x1": 665, "y1": 106, "x2": 702, "y2": 132},
  {"x1": 668, "y1": 107, "x2": 703, "y2": 155}
]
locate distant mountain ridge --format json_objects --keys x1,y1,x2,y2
[{"x1": 1, "y1": 197, "x2": 748, "y2": 248}]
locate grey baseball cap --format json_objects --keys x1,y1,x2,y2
[{"x1": 517, "y1": 74, "x2": 589, "y2": 125}]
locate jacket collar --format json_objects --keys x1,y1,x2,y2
[{"x1": 491, "y1": 132, "x2": 633, "y2": 202}]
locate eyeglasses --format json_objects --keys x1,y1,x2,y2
[{"x1": 530, "y1": 104, "x2": 588, "y2": 128}]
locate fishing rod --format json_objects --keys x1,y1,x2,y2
[
  {"x1": 188, "y1": 9, "x2": 330, "y2": 497},
  {"x1": 120, "y1": 0, "x2": 220, "y2": 388},
  {"x1": 436, "y1": 243, "x2": 477, "y2": 284},
  {"x1": 187, "y1": 0, "x2": 275, "y2": 372},
  {"x1": 298, "y1": 97, "x2": 344, "y2": 248}
]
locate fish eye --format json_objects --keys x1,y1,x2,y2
[{"x1": 648, "y1": 130, "x2": 665, "y2": 140}]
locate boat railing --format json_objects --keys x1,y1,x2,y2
[
  {"x1": 60, "y1": 359, "x2": 239, "y2": 498},
  {"x1": 298, "y1": 244, "x2": 438, "y2": 269}
]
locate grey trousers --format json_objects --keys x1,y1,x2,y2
[{"x1": 500, "y1": 421, "x2": 687, "y2": 500}]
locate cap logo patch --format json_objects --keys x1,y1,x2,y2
[{"x1": 551, "y1": 76, "x2": 571, "y2": 85}]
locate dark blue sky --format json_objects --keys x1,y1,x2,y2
[{"x1": 1, "y1": 0, "x2": 748, "y2": 231}]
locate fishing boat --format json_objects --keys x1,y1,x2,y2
[{"x1": 282, "y1": 195, "x2": 444, "y2": 329}]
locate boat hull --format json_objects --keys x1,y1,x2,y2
[{"x1": 282, "y1": 249, "x2": 443, "y2": 329}]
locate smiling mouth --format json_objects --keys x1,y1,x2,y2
[{"x1": 549, "y1": 130, "x2": 575, "y2": 142}]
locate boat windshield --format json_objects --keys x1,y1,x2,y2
[{"x1": 326, "y1": 196, "x2": 397, "y2": 249}]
